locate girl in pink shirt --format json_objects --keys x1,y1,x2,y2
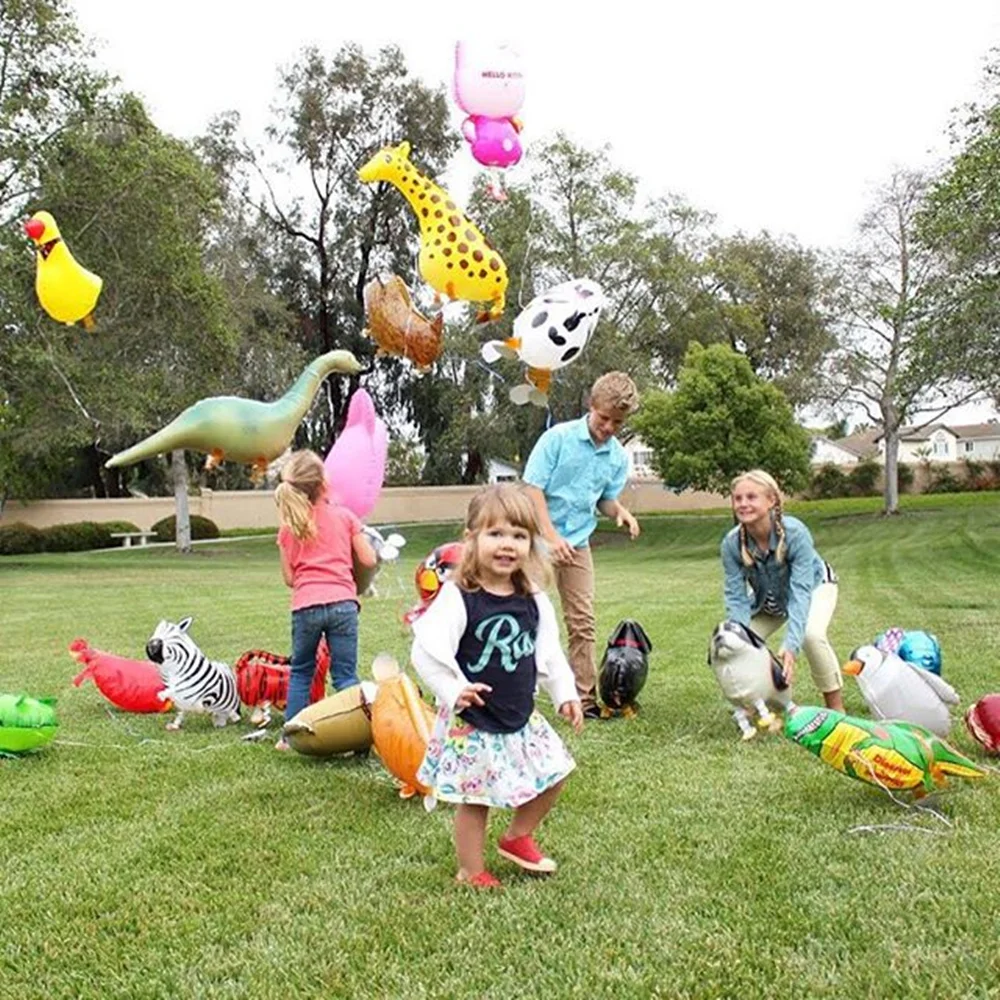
[{"x1": 274, "y1": 450, "x2": 376, "y2": 749}]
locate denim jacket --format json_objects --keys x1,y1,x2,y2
[{"x1": 720, "y1": 514, "x2": 830, "y2": 654}]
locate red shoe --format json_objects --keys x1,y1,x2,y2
[
  {"x1": 497, "y1": 834, "x2": 557, "y2": 874},
  {"x1": 456, "y1": 870, "x2": 502, "y2": 889}
]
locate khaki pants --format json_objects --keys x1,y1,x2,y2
[
  {"x1": 554, "y1": 546, "x2": 597, "y2": 708},
  {"x1": 750, "y1": 582, "x2": 842, "y2": 693}
]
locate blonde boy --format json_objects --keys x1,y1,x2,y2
[{"x1": 523, "y1": 372, "x2": 641, "y2": 718}]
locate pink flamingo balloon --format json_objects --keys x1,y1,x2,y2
[{"x1": 323, "y1": 389, "x2": 388, "y2": 520}]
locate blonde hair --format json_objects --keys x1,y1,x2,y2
[
  {"x1": 590, "y1": 371, "x2": 640, "y2": 416},
  {"x1": 456, "y1": 484, "x2": 551, "y2": 595},
  {"x1": 275, "y1": 450, "x2": 326, "y2": 541},
  {"x1": 731, "y1": 469, "x2": 787, "y2": 567}
]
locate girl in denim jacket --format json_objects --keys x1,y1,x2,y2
[{"x1": 721, "y1": 469, "x2": 844, "y2": 711}]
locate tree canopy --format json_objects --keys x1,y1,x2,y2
[{"x1": 631, "y1": 343, "x2": 812, "y2": 495}]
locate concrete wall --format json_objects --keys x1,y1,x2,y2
[{"x1": 2, "y1": 479, "x2": 731, "y2": 531}]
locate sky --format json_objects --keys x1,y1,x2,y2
[{"x1": 70, "y1": 0, "x2": 1000, "y2": 424}]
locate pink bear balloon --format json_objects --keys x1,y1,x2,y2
[
  {"x1": 323, "y1": 388, "x2": 388, "y2": 520},
  {"x1": 454, "y1": 41, "x2": 526, "y2": 193}
]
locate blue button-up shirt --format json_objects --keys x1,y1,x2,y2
[
  {"x1": 523, "y1": 417, "x2": 629, "y2": 549},
  {"x1": 721, "y1": 514, "x2": 830, "y2": 654}
]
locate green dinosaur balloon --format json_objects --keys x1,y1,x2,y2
[
  {"x1": 784, "y1": 706, "x2": 985, "y2": 797},
  {"x1": 105, "y1": 349, "x2": 363, "y2": 478},
  {"x1": 0, "y1": 694, "x2": 58, "y2": 754}
]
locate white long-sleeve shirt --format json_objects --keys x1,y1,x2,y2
[{"x1": 410, "y1": 581, "x2": 579, "y2": 716}]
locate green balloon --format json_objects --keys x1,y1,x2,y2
[
  {"x1": 784, "y1": 706, "x2": 984, "y2": 795},
  {"x1": 0, "y1": 694, "x2": 58, "y2": 754}
]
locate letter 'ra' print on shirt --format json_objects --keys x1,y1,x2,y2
[{"x1": 464, "y1": 614, "x2": 536, "y2": 674}]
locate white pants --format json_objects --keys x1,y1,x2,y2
[{"x1": 751, "y1": 582, "x2": 842, "y2": 693}]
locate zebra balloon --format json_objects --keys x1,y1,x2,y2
[{"x1": 146, "y1": 617, "x2": 241, "y2": 731}]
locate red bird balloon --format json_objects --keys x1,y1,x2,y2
[{"x1": 70, "y1": 638, "x2": 172, "y2": 713}]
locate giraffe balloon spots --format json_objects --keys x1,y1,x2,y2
[{"x1": 358, "y1": 141, "x2": 508, "y2": 323}]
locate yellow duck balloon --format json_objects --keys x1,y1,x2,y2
[{"x1": 23, "y1": 211, "x2": 103, "y2": 330}]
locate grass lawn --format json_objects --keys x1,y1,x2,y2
[{"x1": 2, "y1": 492, "x2": 1000, "y2": 999}]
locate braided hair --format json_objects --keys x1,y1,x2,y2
[{"x1": 731, "y1": 469, "x2": 787, "y2": 567}]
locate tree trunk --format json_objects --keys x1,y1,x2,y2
[
  {"x1": 172, "y1": 449, "x2": 192, "y2": 554},
  {"x1": 883, "y1": 429, "x2": 900, "y2": 515}
]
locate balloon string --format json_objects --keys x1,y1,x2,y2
[
  {"x1": 54, "y1": 737, "x2": 246, "y2": 754},
  {"x1": 844, "y1": 750, "x2": 954, "y2": 830},
  {"x1": 845, "y1": 822, "x2": 950, "y2": 836},
  {"x1": 517, "y1": 197, "x2": 536, "y2": 311}
]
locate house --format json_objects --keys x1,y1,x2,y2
[
  {"x1": 874, "y1": 424, "x2": 959, "y2": 462},
  {"x1": 949, "y1": 423, "x2": 1000, "y2": 461},
  {"x1": 809, "y1": 430, "x2": 879, "y2": 466},
  {"x1": 487, "y1": 457, "x2": 521, "y2": 483},
  {"x1": 872, "y1": 422, "x2": 1000, "y2": 463},
  {"x1": 835, "y1": 421, "x2": 1000, "y2": 464},
  {"x1": 622, "y1": 436, "x2": 658, "y2": 479}
]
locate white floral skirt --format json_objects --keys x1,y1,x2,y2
[{"x1": 417, "y1": 705, "x2": 576, "y2": 809}]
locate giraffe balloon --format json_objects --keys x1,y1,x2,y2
[{"x1": 358, "y1": 141, "x2": 508, "y2": 323}]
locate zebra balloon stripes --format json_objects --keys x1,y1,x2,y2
[{"x1": 146, "y1": 617, "x2": 241, "y2": 731}]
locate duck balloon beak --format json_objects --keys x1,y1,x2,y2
[{"x1": 842, "y1": 659, "x2": 863, "y2": 676}]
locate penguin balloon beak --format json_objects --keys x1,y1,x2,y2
[{"x1": 842, "y1": 659, "x2": 863, "y2": 676}]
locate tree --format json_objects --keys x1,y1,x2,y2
[
  {"x1": 0, "y1": 0, "x2": 110, "y2": 503},
  {"x1": 384, "y1": 434, "x2": 423, "y2": 486},
  {"x1": 824, "y1": 169, "x2": 982, "y2": 515},
  {"x1": 462, "y1": 136, "x2": 699, "y2": 468},
  {"x1": 823, "y1": 416, "x2": 850, "y2": 440},
  {"x1": 1, "y1": 95, "x2": 242, "y2": 500},
  {"x1": 207, "y1": 44, "x2": 457, "y2": 453},
  {"x1": 631, "y1": 343, "x2": 811, "y2": 495},
  {"x1": 917, "y1": 51, "x2": 1000, "y2": 402},
  {"x1": 0, "y1": 0, "x2": 107, "y2": 217},
  {"x1": 668, "y1": 232, "x2": 838, "y2": 407}
]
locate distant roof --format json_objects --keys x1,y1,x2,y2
[
  {"x1": 948, "y1": 422, "x2": 1000, "y2": 440},
  {"x1": 833, "y1": 430, "x2": 880, "y2": 457},
  {"x1": 874, "y1": 421, "x2": 1000, "y2": 443}
]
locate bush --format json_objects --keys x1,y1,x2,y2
[
  {"x1": 986, "y1": 460, "x2": 1000, "y2": 491},
  {"x1": 40, "y1": 521, "x2": 113, "y2": 552},
  {"x1": 809, "y1": 463, "x2": 850, "y2": 499},
  {"x1": 925, "y1": 464, "x2": 964, "y2": 494},
  {"x1": 150, "y1": 514, "x2": 219, "y2": 542},
  {"x1": 848, "y1": 459, "x2": 881, "y2": 497},
  {"x1": 960, "y1": 458, "x2": 989, "y2": 490},
  {"x1": 101, "y1": 520, "x2": 142, "y2": 535},
  {"x1": 0, "y1": 522, "x2": 46, "y2": 555},
  {"x1": 897, "y1": 462, "x2": 914, "y2": 493}
]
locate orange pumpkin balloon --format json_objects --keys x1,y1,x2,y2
[{"x1": 370, "y1": 654, "x2": 436, "y2": 804}]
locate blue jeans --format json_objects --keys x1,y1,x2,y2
[{"x1": 286, "y1": 600, "x2": 360, "y2": 722}]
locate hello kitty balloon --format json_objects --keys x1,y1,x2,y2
[
  {"x1": 454, "y1": 41, "x2": 526, "y2": 196},
  {"x1": 454, "y1": 41, "x2": 525, "y2": 119},
  {"x1": 481, "y1": 278, "x2": 606, "y2": 406}
]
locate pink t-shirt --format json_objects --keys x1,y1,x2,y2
[{"x1": 277, "y1": 499, "x2": 362, "y2": 612}]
